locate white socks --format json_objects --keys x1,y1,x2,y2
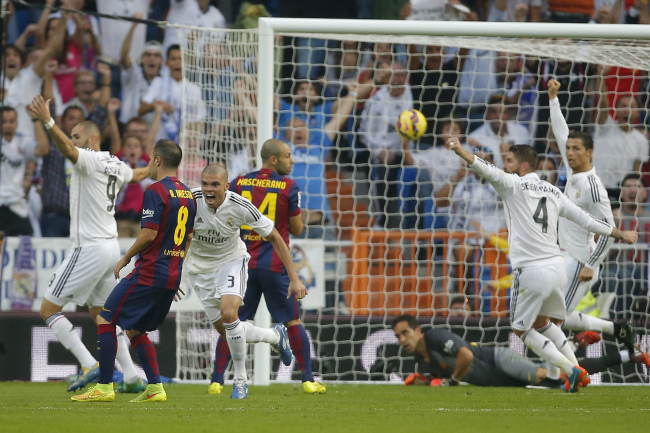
[
  {"x1": 46, "y1": 313, "x2": 96, "y2": 370},
  {"x1": 563, "y1": 311, "x2": 615, "y2": 335},
  {"x1": 521, "y1": 328, "x2": 575, "y2": 375},
  {"x1": 242, "y1": 321, "x2": 280, "y2": 344},
  {"x1": 225, "y1": 319, "x2": 247, "y2": 380},
  {"x1": 115, "y1": 326, "x2": 140, "y2": 384},
  {"x1": 538, "y1": 321, "x2": 578, "y2": 365}
]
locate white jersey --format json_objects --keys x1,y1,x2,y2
[
  {"x1": 185, "y1": 189, "x2": 274, "y2": 274},
  {"x1": 69, "y1": 149, "x2": 134, "y2": 247},
  {"x1": 550, "y1": 97, "x2": 615, "y2": 269},
  {"x1": 470, "y1": 156, "x2": 614, "y2": 269},
  {"x1": 0, "y1": 133, "x2": 36, "y2": 212}
]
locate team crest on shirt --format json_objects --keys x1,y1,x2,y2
[
  {"x1": 576, "y1": 190, "x2": 581, "y2": 199},
  {"x1": 226, "y1": 217, "x2": 234, "y2": 228}
]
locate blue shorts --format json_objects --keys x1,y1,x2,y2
[
  {"x1": 239, "y1": 269, "x2": 300, "y2": 324},
  {"x1": 100, "y1": 276, "x2": 176, "y2": 332}
]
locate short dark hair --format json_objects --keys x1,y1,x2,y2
[
  {"x1": 449, "y1": 295, "x2": 469, "y2": 308},
  {"x1": 391, "y1": 314, "x2": 420, "y2": 331},
  {"x1": 154, "y1": 139, "x2": 183, "y2": 169},
  {"x1": 62, "y1": 105, "x2": 84, "y2": 121},
  {"x1": 0, "y1": 106, "x2": 17, "y2": 116},
  {"x1": 620, "y1": 172, "x2": 646, "y2": 189},
  {"x1": 5, "y1": 44, "x2": 25, "y2": 64},
  {"x1": 75, "y1": 120, "x2": 101, "y2": 139},
  {"x1": 166, "y1": 44, "x2": 181, "y2": 59},
  {"x1": 509, "y1": 144, "x2": 538, "y2": 170},
  {"x1": 567, "y1": 130, "x2": 594, "y2": 151}
]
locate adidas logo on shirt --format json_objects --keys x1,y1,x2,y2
[{"x1": 196, "y1": 217, "x2": 203, "y2": 223}]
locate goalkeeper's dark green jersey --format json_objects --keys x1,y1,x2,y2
[{"x1": 414, "y1": 329, "x2": 534, "y2": 387}]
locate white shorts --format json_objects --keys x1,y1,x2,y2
[
  {"x1": 510, "y1": 262, "x2": 567, "y2": 332},
  {"x1": 45, "y1": 240, "x2": 121, "y2": 308},
  {"x1": 563, "y1": 252, "x2": 600, "y2": 313},
  {"x1": 185, "y1": 255, "x2": 249, "y2": 322}
]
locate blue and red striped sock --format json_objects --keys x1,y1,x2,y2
[
  {"x1": 212, "y1": 336, "x2": 231, "y2": 385},
  {"x1": 97, "y1": 323, "x2": 117, "y2": 384},
  {"x1": 131, "y1": 333, "x2": 161, "y2": 384},
  {"x1": 288, "y1": 324, "x2": 313, "y2": 382}
]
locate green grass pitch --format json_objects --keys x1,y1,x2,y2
[{"x1": 2, "y1": 382, "x2": 649, "y2": 433}]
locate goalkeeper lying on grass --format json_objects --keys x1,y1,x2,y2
[{"x1": 392, "y1": 314, "x2": 637, "y2": 388}]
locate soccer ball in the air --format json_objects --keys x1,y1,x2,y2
[{"x1": 395, "y1": 109, "x2": 427, "y2": 140}]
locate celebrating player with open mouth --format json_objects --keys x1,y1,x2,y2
[{"x1": 185, "y1": 163, "x2": 307, "y2": 399}]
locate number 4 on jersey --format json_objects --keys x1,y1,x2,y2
[
  {"x1": 533, "y1": 197, "x2": 548, "y2": 233},
  {"x1": 240, "y1": 191, "x2": 277, "y2": 230}
]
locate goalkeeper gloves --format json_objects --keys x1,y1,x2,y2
[{"x1": 404, "y1": 373, "x2": 448, "y2": 386}]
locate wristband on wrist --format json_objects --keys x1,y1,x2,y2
[{"x1": 44, "y1": 118, "x2": 55, "y2": 130}]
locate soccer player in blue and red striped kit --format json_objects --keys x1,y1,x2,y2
[
  {"x1": 210, "y1": 138, "x2": 326, "y2": 394},
  {"x1": 72, "y1": 140, "x2": 196, "y2": 402}
]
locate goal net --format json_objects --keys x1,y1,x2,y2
[{"x1": 172, "y1": 20, "x2": 650, "y2": 385}]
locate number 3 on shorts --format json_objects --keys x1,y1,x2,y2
[
  {"x1": 174, "y1": 205, "x2": 189, "y2": 245},
  {"x1": 228, "y1": 276, "x2": 235, "y2": 288}
]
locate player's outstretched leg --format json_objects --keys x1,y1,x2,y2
[
  {"x1": 43, "y1": 311, "x2": 99, "y2": 391},
  {"x1": 115, "y1": 326, "x2": 146, "y2": 393},
  {"x1": 287, "y1": 324, "x2": 325, "y2": 394},
  {"x1": 563, "y1": 311, "x2": 615, "y2": 335},
  {"x1": 129, "y1": 333, "x2": 167, "y2": 402}
]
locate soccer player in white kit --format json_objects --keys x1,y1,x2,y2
[
  {"x1": 28, "y1": 95, "x2": 151, "y2": 392},
  {"x1": 184, "y1": 164, "x2": 307, "y2": 399},
  {"x1": 548, "y1": 79, "x2": 648, "y2": 366},
  {"x1": 447, "y1": 137, "x2": 637, "y2": 392}
]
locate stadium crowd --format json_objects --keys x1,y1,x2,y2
[{"x1": 2, "y1": 0, "x2": 650, "y2": 318}]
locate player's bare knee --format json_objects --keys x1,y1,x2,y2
[
  {"x1": 40, "y1": 299, "x2": 62, "y2": 321},
  {"x1": 221, "y1": 309, "x2": 238, "y2": 323},
  {"x1": 126, "y1": 329, "x2": 141, "y2": 340},
  {"x1": 96, "y1": 315, "x2": 110, "y2": 325},
  {"x1": 512, "y1": 328, "x2": 525, "y2": 337}
]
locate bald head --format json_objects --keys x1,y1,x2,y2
[
  {"x1": 261, "y1": 139, "x2": 287, "y2": 162},
  {"x1": 202, "y1": 163, "x2": 228, "y2": 180},
  {"x1": 76, "y1": 120, "x2": 101, "y2": 140},
  {"x1": 70, "y1": 120, "x2": 101, "y2": 151}
]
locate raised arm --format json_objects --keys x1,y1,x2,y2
[
  {"x1": 548, "y1": 79, "x2": 569, "y2": 168},
  {"x1": 27, "y1": 95, "x2": 79, "y2": 163},
  {"x1": 120, "y1": 14, "x2": 144, "y2": 70},
  {"x1": 448, "y1": 137, "x2": 518, "y2": 197},
  {"x1": 107, "y1": 98, "x2": 121, "y2": 155},
  {"x1": 322, "y1": 80, "x2": 370, "y2": 141}
]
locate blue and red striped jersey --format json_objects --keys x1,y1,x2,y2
[
  {"x1": 230, "y1": 168, "x2": 301, "y2": 273},
  {"x1": 128, "y1": 176, "x2": 196, "y2": 290}
]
